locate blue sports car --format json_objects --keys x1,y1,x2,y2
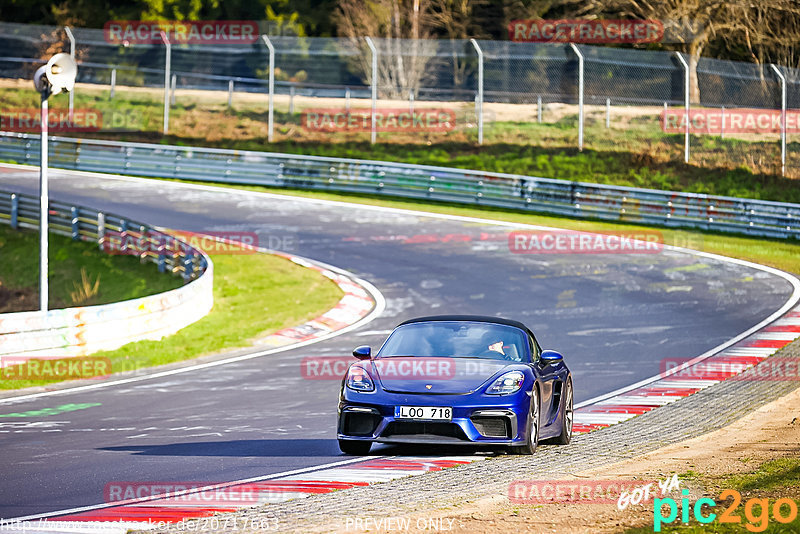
[{"x1": 337, "y1": 315, "x2": 573, "y2": 455}]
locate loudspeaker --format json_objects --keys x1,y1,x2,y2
[{"x1": 33, "y1": 53, "x2": 77, "y2": 95}]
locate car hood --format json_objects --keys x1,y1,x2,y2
[{"x1": 371, "y1": 357, "x2": 516, "y2": 394}]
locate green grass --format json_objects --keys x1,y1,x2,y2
[
  {"x1": 625, "y1": 459, "x2": 800, "y2": 533},
  {"x1": 0, "y1": 231, "x2": 344, "y2": 390},
  {"x1": 92, "y1": 250, "x2": 344, "y2": 382},
  {"x1": 2, "y1": 83, "x2": 799, "y2": 202},
  {"x1": 0, "y1": 224, "x2": 182, "y2": 309}
]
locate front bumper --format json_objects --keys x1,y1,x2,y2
[{"x1": 337, "y1": 388, "x2": 530, "y2": 446}]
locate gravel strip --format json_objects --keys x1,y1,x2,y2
[{"x1": 146, "y1": 340, "x2": 800, "y2": 534}]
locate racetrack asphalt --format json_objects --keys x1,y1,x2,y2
[{"x1": 0, "y1": 165, "x2": 795, "y2": 519}]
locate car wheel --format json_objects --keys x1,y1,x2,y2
[
  {"x1": 510, "y1": 387, "x2": 539, "y2": 455},
  {"x1": 553, "y1": 378, "x2": 573, "y2": 445},
  {"x1": 338, "y1": 439, "x2": 372, "y2": 455}
]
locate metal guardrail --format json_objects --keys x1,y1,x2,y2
[
  {"x1": 0, "y1": 187, "x2": 213, "y2": 357},
  {"x1": 0, "y1": 187, "x2": 207, "y2": 279},
  {"x1": 1, "y1": 131, "x2": 799, "y2": 240}
]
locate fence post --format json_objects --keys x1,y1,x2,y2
[
  {"x1": 345, "y1": 87, "x2": 351, "y2": 114},
  {"x1": 289, "y1": 84, "x2": 295, "y2": 114},
  {"x1": 605, "y1": 98, "x2": 610, "y2": 128},
  {"x1": 64, "y1": 26, "x2": 75, "y2": 123},
  {"x1": 228, "y1": 79, "x2": 234, "y2": 108},
  {"x1": 470, "y1": 38, "x2": 484, "y2": 145},
  {"x1": 110, "y1": 68, "x2": 116, "y2": 99},
  {"x1": 10, "y1": 193, "x2": 18, "y2": 229},
  {"x1": 365, "y1": 37, "x2": 378, "y2": 145},
  {"x1": 537, "y1": 95, "x2": 542, "y2": 123},
  {"x1": 183, "y1": 253, "x2": 194, "y2": 281},
  {"x1": 409, "y1": 89, "x2": 414, "y2": 113},
  {"x1": 170, "y1": 74, "x2": 176, "y2": 105},
  {"x1": 673, "y1": 51, "x2": 690, "y2": 163},
  {"x1": 157, "y1": 234, "x2": 166, "y2": 273},
  {"x1": 569, "y1": 43, "x2": 584, "y2": 151},
  {"x1": 159, "y1": 31, "x2": 171, "y2": 135},
  {"x1": 770, "y1": 64, "x2": 786, "y2": 177},
  {"x1": 71, "y1": 206, "x2": 80, "y2": 240},
  {"x1": 97, "y1": 212, "x2": 105, "y2": 251},
  {"x1": 261, "y1": 35, "x2": 275, "y2": 142}
]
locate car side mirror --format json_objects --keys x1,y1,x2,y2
[
  {"x1": 352, "y1": 346, "x2": 372, "y2": 360},
  {"x1": 540, "y1": 350, "x2": 563, "y2": 365}
]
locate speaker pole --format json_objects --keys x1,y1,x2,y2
[{"x1": 39, "y1": 84, "x2": 50, "y2": 312}]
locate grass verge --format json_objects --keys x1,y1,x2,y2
[
  {"x1": 0, "y1": 236, "x2": 344, "y2": 390},
  {"x1": 2, "y1": 81, "x2": 799, "y2": 201},
  {"x1": 624, "y1": 458, "x2": 800, "y2": 533},
  {"x1": 0, "y1": 224, "x2": 181, "y2": 311}
]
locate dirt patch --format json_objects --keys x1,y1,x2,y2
[
  {"x1": 0, "y1": 281, "x2": 37, "y2": 313},
  {"x1": 337, "y1": 384, "x2": 800, "y2": 534}
]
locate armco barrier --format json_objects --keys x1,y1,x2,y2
[
  {"x1": 1, "y1": 132, "x2": 798, "y2": 240},
  {"x1": 0, "y1": 188, "x2": 213, "y2": 358}
]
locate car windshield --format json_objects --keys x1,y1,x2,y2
[{"x1": 377, "y1": 321, "x2": 529, "y2": 362}]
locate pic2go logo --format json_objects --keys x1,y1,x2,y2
[{"x1": 655, "y1": 489, "x2": 799, "y2": 532}]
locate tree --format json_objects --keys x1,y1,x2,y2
[
  {"x1": 335, "y1": 0, "x2": 437, "y2": 99},
  {"x1": 568, "y1": 0, "x2": 800, "y2": 102}
]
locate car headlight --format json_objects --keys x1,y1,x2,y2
[
  {"x1": 486, "y1": 371, "x2": 525, "y2": 395},
  {"x1": 346, "y1": 365, "x2": 375, "y2": 392}
]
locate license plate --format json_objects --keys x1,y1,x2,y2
[{"x1": 395, "y1": 406, "x2": 452, "y2": 421}]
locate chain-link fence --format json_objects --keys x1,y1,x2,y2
[{"x1": 2, "y1": 20, "x2": 799, "y2": 178}]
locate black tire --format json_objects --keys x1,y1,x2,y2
[
  {"x1": 553, "y1": 378, "x2": 573, "y2": 445},
  {"x1": 338, "y1": 439, "x2": 372, "y2": 455},
  {"x1": 510, "y1": 388, "x2": 539, "y2": 455}
]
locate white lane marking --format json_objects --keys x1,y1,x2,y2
[
  {"x1": 596, "y1": 395, "x2": 683, "y2": 406},
  {"x1": 0, "y1": 258, "x2": 385, "y2": 405},
  {"x1": 1, "y1": 456, "x2": 380, "y2": 523},
  {"x1": 574, "y1": 413, "x2": 636, "y2": 424},
  {"x1": 751, "y1": 332, "x2": 800, "y2": 341},
  {"x1": 3, "y1": 163, "x2": 799, "y2": 409},
  {"x1": 3, "y1": 165, "x2": 800, "y2": 506}
]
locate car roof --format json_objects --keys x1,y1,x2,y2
[{"x1": 397, "y1": 315, "x2": 535, "y2": 337}]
